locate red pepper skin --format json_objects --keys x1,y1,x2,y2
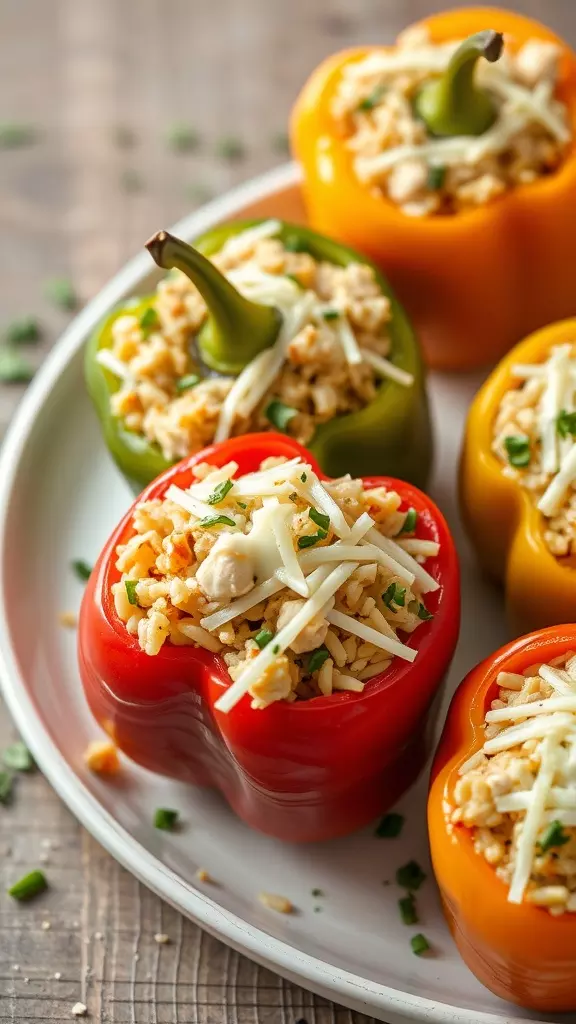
[{"x1": 79, "y1": 434, "x2": 460, "y2": 842}]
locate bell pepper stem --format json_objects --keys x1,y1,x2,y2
[
  {"x1": 145, "y1": 230, "x2": 282, "y2": 376},
  {"x1": 415, "y1": 30, "x2": 504, "y2": 138}
]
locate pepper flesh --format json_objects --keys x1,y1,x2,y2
[
  {"x1": 460, "y1": 317, "x2": 576, "y2": 636},
  {"x1": 415, "y1": 30, "x2": 504, "y2": 137},
  {"x1": 78, "y1": 433, "x2": 459, "y2": 843},
  {"x1": 429, "y1": 625, "x2": 576, "y2": 1012},
  {"x1": 85, "y1": 219, "x2": 431, "y2": 491},
  {"x1": 291, "y1": 8, "x2": 576, "y2": 371}
]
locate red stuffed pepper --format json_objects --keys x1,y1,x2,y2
[{"x1": 79, "y1": 433, "x2": 459, "y2": 842}]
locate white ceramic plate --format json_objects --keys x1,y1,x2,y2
[{"x1": 0, "y1": 164, "x2": 565, "y2": 1024}]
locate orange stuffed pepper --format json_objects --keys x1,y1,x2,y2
[
  {"x1": 429, "y1": 625, "x2": 576, "y2": 1011},
  {"x1": 292, "y1": 8, "x2": 576, "y2": 370},
  {"x1": 461, "y1": 318, "x2": 576, "y2": 635}
]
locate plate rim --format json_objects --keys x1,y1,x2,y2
[{"x1": 0, "y1": 161, "x2": 549, "y2": 1024}]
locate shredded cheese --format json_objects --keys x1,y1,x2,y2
[
  {"x1": 360, "y1": 347, "x2": 414, "y2": 388},
  {"x1": 538, "y1": 445, "x2": 576, "y2": 516},
  {"x1": 326, "y1": 609, "x2": 416, "y2": 663},
  {"x1": 509, "y1": 734, "x2": 559, "y2": 904},
  {"x1": 363, "y1": 528, "x2": 438, "y2": 593},
  {"x1": 165, "y1": 484, "x2": 222, "y2": 521},
  {"x1": 96, "y1": 349, "x2": 134, "y2": 381}
]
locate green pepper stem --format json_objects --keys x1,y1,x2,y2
[
  {"x1": 415, "y1": 30, "x2": 504, "y2": 138},
  {"x1": 145, "y1": 230, "x2": 281, "y2": 376}
]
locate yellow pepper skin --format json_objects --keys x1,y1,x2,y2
[
  {"x1": 291, "y1": 8, "x2": 576, "y2": 371},
  {"x1": 460, "y1": 318, "x2": 576, "y2": 635}
]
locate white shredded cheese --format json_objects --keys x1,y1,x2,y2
[
  {"x1": 538, "y1": 344, "x2": 571, "y2": 474},
  {"x1": 326, "y1": 609, "x2": 416, "y2": 663},
  {"x1": 360, "y1": 347, "x2": 414, "y2": 388},
  {"x1": 335, "y1": 314, "x2": 363, "y2": 366},
  {"x1": 220, "y1": 219, "x2": 282, "y2": 258},
  {"x1": 486, "y1": 695, "x2": 576, "y2": 723},
  {"x1": 96, "y1": 349, "x2": 134, "y2": 381},
  {"x1": 538, "y1": 444, "x2": 576, "y2": 516},
  {"x1": 165, "y1": 484, "x2": 223, "y2": 521},
  {"x1": 483, "y1": 711, "x2": 575, "y2": 755},
  {"x1": 363, "y1": 528, "x2": 438, "y2": 593},
  {"x1": 508, "y1": 734, "x2": 558, "y2": 904}
]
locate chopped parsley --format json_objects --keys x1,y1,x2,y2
[
  {"x1": 396, "y1": 860, "x2": 426, "y2": 891},
  {"x1": 0, "y1": 348, "x2": 34, "y2": 383},
  {"x1": 154, "y1": 808, "x2": 179, "y2": 831},
  {"x1": 321, "y1": 309, "x2": 340, "y2": 321},
  {"x1": 197, "y1": 514, "x2": 236, "y2": 528},
  {"x1": 288, "y1": 492, "x2": 298, "y2": 503},
  {"x1": 265, "y1": 399, "x2": 298, "y2": 432},
  {"x1": 2, "y1": 742, "x2": 34, "y2": 772},
  {"x1": 283, "y1": 234, "x2": 311, "y2": 254},
  {"x1": 71, "y1": 559, "x2": 92, "y2": 582},
  {"x1": 237, "y1": 501, "x2": 247, "y2": 509},
  {"x1": 538, "y1": 819, "x2": 570, "y2": 853},
  {"x1": 399, "y1": 508, "x2": 417, "y2": 534},
  {"x1": 301, "y1": 472, "x2": 307, "y2": 482},
  {"x1": 125, "y1": 580, "x2": 139, "y2": 606},
  {"x1": 139, "y1": 307, "x2": 159, "y2": 336},
  {"x1": 272, "y1": 644, "x2": 280, "y2": 654},
  {"x1": 383, "y1": 582, "x2": 406, "y2": 610},
  {"x1": 504, "y1": 434, "x2": 530, "y2": 468},
  {"x1": 307, "y1": 647, "x2": 330, "y2": 674},
  {"x1": 357, "y1": 84, "x2": 387, "y2": 112},
  {"x1": 557, "y1": 410, "x2": 576, "y2": 439},
  {"x1": 399, "y1": 893, "x2": 418, "y2": 925},
  {"x1": 410, "y1": 933, "x2": 430, "y2": 956},
  {"x1": 44, "y1": 277, "x2": 77, "y2": 311},
  {"x1": 254, "y1": 628, "x2": 274, "y2": 650},
  {"x1": 216, "y1": 136, "x2": 245, "y2": 162},
  {"x1": 298, "y1": 530, "x2": 328, "y2": 549},
  {"x1": 0, "y1": 770, "x2": 13, "y2": 805},
  {"x1": 375, "y1": 812, "x2": 404, "y2": 838},
  {"x1": 408, "y1": 599, "x2": 433, "y2": 621},
  {"x1": 5, "y1": 317, "x2": 41, "y2": 345},
  {"x1": 309, "y1": 507, "x2": 330, "y2": 531},
  {"x1": 206, "y1": 479, "x2": 233, "y2": 505},
  {"x1": 427, "y1": 164, "x2": 446, "y2": 191},
  {"x1": 167, "y1": 122, "x2": 200, "y2": 153},
  {"x1": 0, "y1": 122, "x2": 36, "y2": 148},
  {"x1": 8, "y1": 870, "x2": 48, "y2": 901},
  {"x1": 311, "y1": 887, "x2": 324, "y2": 898},
  {"x1": 176, "y1": 373, "x2": 201, "y2": 392}
]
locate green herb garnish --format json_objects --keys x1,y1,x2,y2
[
  {"x1": 357, "y1": 85, "x2": 387, "y2": 112},
  {"x1": 375, "y1": 812, "x2": 404, "y2": 838},
  {"x1": 237, "y1": 501, "x2": 247, "y2": 510},
  {"x1": 383, "y1": 582, "x2": 406, "y2": 610},
  {"x1": 0, "y1": 348, "x2": 34, "y2": 383},
  {"x1": 399, "y1": 893, "x2": 418, "y2": 925},
  {"x1": 197, "y1": 514, "x2": 236, "y2": 529},
  {"x1": 254, "y1": 628, "x2": 274, "y2": 650},
  {"x1": 167, "y1": 123, "x2": 200, "y2": 153},
  {"x1": 399, "y1": 508, "x2": 417, "y2": 534},
  {"x1": 71, "y1": 559, "x2": 92, "y2": 582},
  {"x1": 176, "y1": 374, "x2": 201, "y2": 392},
  {"x1": 284, "y1": 236, "x2": 311, "y2": 255},
  {"x1": 8, "y1": 870, "x2": 47, "y2": 901},
  {"x1": 125, "y1": 580, "x2": 139, "y2": 606},
  {"x1": 288, "y1": 492, "x2": 298, "y2": 503},
  {"x1": 538, "y1": 819, "x2": 571, "y2": 853},
  {"x1": 272, "y1": 644, "x2": 280, "y2": 654},
  {"x1": 309, "y1": 507, "x2": 330, "y2": 532},
  {"x1": 427, "y1": 164, "x2": 447, "y2": 190},
  {"x1": 154, "y1": 808, "x2": 179, "y2": 831},
  {"x1": 311, "y1": 887, "x2": 324, "y2": 898},
  {"x1": 3, "y1": 742, "x2": 34, "y2": 772},
  {"x1": 396, "y1": 860, "x2": 426, "y2": 891},
  {"x1": 5, "y1": 317, "x2": 41, "y2": 345},
  {"x1": 410, "y1": 933, "x2": 430, "y2": 956},
  {"x1": 0, "y1": 770, "x2": 13, "y2": 805},
  {"x1": 307, "y1": 647, "x2": 330, "y2": 674},
  {"x1": 321, "y1": 309, "x2": 340, "y2": 321},
  {"x1": 44, "y1": 277, "x2": 77, "y2": 311},
  {"x1": 557, "y1": 410, "x2": 576, "y2": 439},
  {"x1": 504, "y1": 435, "x2": 530, "y2": 468},
  {"x1": 139, "y1": 307, "x2": 159, "y2": 336},
  {"x1": 408, "y1": 599, "x2": 434, "y2": 621},
  {"x1": 0, "y1": 122, "x2": 36, "y2": 148},
  {"x1": 206, "y1": 479, "x2": 234, "y2": 505},
  {"x1": 265, "y1": 399, "x2": 298, "y2": 432},
  {"x1": 298, "y1": 531, "x2": 328, "y2": 549},
  {"x1": 216, "y1": 136, "x2": 245, "y2": 162},
  {"x1": 301, "y1": 472, "x2": 307, "y2": 482},
  {"x1": 120, "y1": 168, "x2": 144, "y2": 193}
]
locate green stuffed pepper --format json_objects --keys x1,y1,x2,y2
[{"x1": 85, "y1": 218, "x2": 432, "y2": 491}]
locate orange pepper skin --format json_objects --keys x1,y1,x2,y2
[
  {"x1": 429, "y1": 626, "x2": 576, "y2": 1012},
  {"x1": 460, "y1": 318, "x2": 576, "y2": 636},
  {"x1": 291, "y1": 8, "x2": 576, "y2": 372}
]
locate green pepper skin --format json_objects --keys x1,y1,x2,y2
[{"x1": 85, "y1": 219, "x2": 432, "y2": 491}]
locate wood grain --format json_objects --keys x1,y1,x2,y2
[{"x1": 0, "y1": 0, "x2": 575, "y2": 1020}]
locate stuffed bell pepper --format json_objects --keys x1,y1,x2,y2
[
  {"x1": 461, "y1": 318, "x2": 576, "y2": 635},
  {"x1": 85, "y1": 218, "x2": 431, "y2": 491},
  {"x1": 292, "y1": 8, "x2": 576, "y2": 370},
  {"x1": 429, "y1": 625, "x2": 576, "y2": 1011},
  {"x1": 79, "y1": 433, "x2": 459, "y2": 843}
]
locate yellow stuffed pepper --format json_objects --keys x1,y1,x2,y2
[
  {"x1": 292, "y1": 8, "x2": 576, "y2": 371},
  {"x1": 461, "y1": 318, "x2": 576, "y2": 635}
]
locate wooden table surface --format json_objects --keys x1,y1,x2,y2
[{"x1": 0, "y1": 1, "x2": 574, "y2": 1021}]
